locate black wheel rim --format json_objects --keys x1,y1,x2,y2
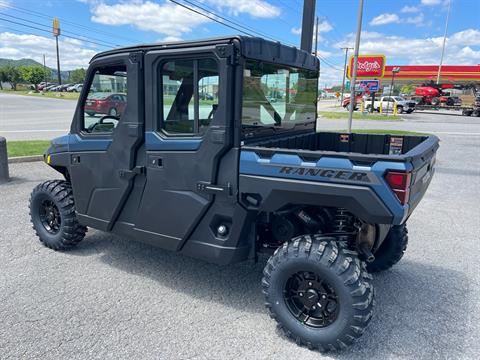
[
  {"x1": 39, "y1": 199, "x2": 61, "y2": 234},
  {"x1": 284, "y1": 271, "x2": 339, "y2": 328}
]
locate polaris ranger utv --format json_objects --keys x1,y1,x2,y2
[{"x1": 29, "y1": 36, "x2": 438, "y2": 351}]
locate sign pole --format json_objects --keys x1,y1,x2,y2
[
  {"x1": 53, "y1": 18, "x2": 61, "y2": 86},
  {"x1": 340, "y1": 47, "x2": 353, "y2": 106},
  {"x1": 347, "y1": 0, "x2": 364, "y2": 133}
]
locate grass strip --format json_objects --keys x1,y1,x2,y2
[{"x1": 6, "y1": 140, "x2": 51, "y2": 158}]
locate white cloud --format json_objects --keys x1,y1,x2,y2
[
  {"x1": 162, "y1": 36, "x2": 183, "y2": 42},
  {"x1": 90, "y1": 1, "x2": 210, "y2": 38},
  {"x1": 421, "y1": 0, "x2": 442, "y2": 5},
  {"x1": 315, "y1": 50, "x2": 332, "y2": 58},
  {"x1": 0, "y1": 32, "x2": 96, "y2": 69},
  {"x1": 292, "y1": 19, "x2": 333, "y2": 37},
  {"x1": 369, "y1": 13, "x2": 400, "y2": 26},
  {"x1": 370, "y1": 11, "x2": 427, "y2": 27},
  {"x1": 401, "y1": 5, "x2": 419, "y2": 13},
  {"x1": 405, "y1": 13, "x2": 425, "y2": 26},
  {"x1": 317, "y1": 20, "x2": 333, "y2": 33},
  {"x1": 291, "y1": 27, "x2": 302, "y2": 35},
  {"x1": 205, "y1": 0, "x2": 281, "y2": 18},
  {"x1": 337, "y1": 28, "x2": 480, "y2": 65}
]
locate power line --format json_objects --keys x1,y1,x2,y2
[
  {"x1": 181, "y1": 0, "x2": 288, "y2": 44},
  {"x1": 0, "y1": 12, "x2": 120, "y2": 48},
  {"x1": 0, "y1": 1, "x2": 137, "y2": 44},
  {"x1": 0, "y1": 16, "x2": 113, "y2": 48}
]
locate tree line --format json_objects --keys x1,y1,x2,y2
[{"x1": 0, "y1": 65, "x2": 86, "y2": 91}]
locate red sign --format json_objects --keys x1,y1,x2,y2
[{"x1": 348, "y1": 55, "x2": 386, "y2": 79}]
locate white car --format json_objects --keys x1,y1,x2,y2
[{"x1": 67, "y1": 84, "x2": 83, "y2": 92}]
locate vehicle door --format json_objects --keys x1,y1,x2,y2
[
  {"x1": 134, "y1": 46, "x2": 233, "y2": 250},
  {"x1": 68, "y1": 52, "x2": 144, "y2": 231}
]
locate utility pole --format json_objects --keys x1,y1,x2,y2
[
  {"x1": 300, "y1": 0, "x2": 316, "y2": 53},
  {"x1": 340, "y1": 47, "x2": 353, "y2": 105},
  {"x1": 437, "y1": 0, "x2": 451, "y2": 84},
  {"x1": 53, "y1": 17, "x2": 61, "y2": 85},
  {"x1": 43, "y1": 54, "x2": 47, "y2": 87},
  {"x1": 314, "y1": 16, "x2": 319, "y2": 55},
  {"x1": 347, "y1": 0, "x2": 364, "y2": 133}
]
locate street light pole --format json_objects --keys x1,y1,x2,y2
[
  {"x1": 437, "y1": 0, "x2": 451, "y2": 84},
  {"x1": 340, "y1": 47, "x2": 353, "y2": 106},
  {"x1": 347, "y1": 0, "x2": 365, "y2": 133},
  {"x1": 386, "y1": 67, "x2": 400, "y2": 115}
]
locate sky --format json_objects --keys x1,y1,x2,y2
[{"x1": 0, "y1": 0, "x2": 478, "y2": 86}]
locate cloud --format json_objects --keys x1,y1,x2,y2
[
  {"x1": 205, "y1": 0, "x2": 281, "y2": 18},
  {"x1": 401, "y1": 5, "x2": 419, "y2": 13},
  {"x1": 369, "y1": 13, "x2": 400, "y2": 26},
  {"x1": 421, "y1": 0, "x2": 442, "y2": 5},
  {"x1": 0, "y1": 32, "x2": 96, "y2": 69},
  {"x1": 405, "y1": 13, "x2": 426, "y2": 26},
  {"x1": 291, "y1": 27, "x2": 302, "y2": 35},
  {"x1": 162, "y1": 36, "x2": 183, "y2": 42},
  {"x1": 292, "y1": 19, "x2": 333, "y2": 37},
  {"x1": 337, "y1": 29, "x2": 480, "y2": 65},
  {"x1": 317, "y1": 19, "x2": 333, "y2": 33},
  {"x1": 370, "y1": 12, "x2": 427, "y2": 27},
  {"x1": 90, "y1": 1, "x2": 210, "y2": 38},
  {"x1": 315, "y1": 50, "x2": 332, "y2": 58}
]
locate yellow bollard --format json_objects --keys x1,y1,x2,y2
[
  {"x1": 393, "y1": 102, "x2": 397, "y2": 116},
  {"x1": 360, "y1": 101, "x2": 365, "y2": 112},
  {"x1": 379, "y1": 102, "x2": 383, "y2": 114}
]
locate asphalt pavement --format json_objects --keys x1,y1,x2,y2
[
  {"x1": 0, "y1": 96, "x2": 480, "y2": 359},
  {"x1": 0, "y1": 93, "x2": 75, "y2": 140}
]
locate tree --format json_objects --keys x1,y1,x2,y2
[
  {"x1": 400, "y1": 84, "x2": 416, "y2": 96},
  {"x1": 19, "y1": 65, "x2": 49, "y2": 91},
  {"x1": 3, "y1": 65, "x2": 22, "y2": 91},
  {"x1": 69, "y1": 68, "x2": 86, "y2": 84},
  {"x1": 0, "y1": 66, "x2": 8, "y2": 90}
]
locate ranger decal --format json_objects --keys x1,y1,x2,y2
[{"x1": 278, "y1": 166, "x2": 371, "y2": 183}]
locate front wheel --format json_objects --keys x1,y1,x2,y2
[
  {"x1": 396, "y1": 106, "x2": 403, "y2": 114},
  {"x1": 263, "y1": 236, "x2": 374, "y2": 351},
  {"x1": 29, "y1": 180, "x2": 87, "y2": 250}
]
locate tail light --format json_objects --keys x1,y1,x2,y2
[{"x1": 385, "y1": 171, "x2": 411, "y2": 205}]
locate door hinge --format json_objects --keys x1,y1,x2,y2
[
  {"x1": 118, "y1": 166, "x2": 145, "y2": 179},
  {"x1": 196, "y1": 181, "x2": 232, "y2": 196}
]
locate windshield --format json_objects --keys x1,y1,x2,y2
[
  {"x1": 394, "y1": 96, "x2": 405, "y2": 101},
  {"x1": 242, "y1": 60, "x2": 317, "y2": 129}
]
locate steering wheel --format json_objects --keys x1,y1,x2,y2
[{"x1": 99, "y1": 115, "x2": 119, "y2": 124}]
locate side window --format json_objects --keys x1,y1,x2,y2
[
  {"x1": 160, "y1": 58, "x2": 219, "y2": 135},
  {"x1": 82, "y1": 65, "x2": 127, "y2": 134}
]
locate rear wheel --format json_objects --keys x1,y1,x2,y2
[
  {"x1": 367, "y1": 224, "x2": 408, "y2": 273},
  {"x1": 263, "y1": 236, "x2": 374, "y2": 351},
  {"x1": 108, "y1": 107, "x2": 118, "y2": 117},
  {"x1": 29, "y1": 180, "x2": 87, "y2": 250}
]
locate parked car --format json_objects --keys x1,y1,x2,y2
[
  {"x1": 367, "y1": 96, "x2": 416, "y2": 114},
  {"x1": 84, "y1": 93, "x2": 127, "y2": 117},
  {"x1": 67, "y1": 84, "x2": 83, "y2": 92},
  {"x1": 44, "y1": 84, "x2": 58, "y2": 91},
  {"x1": 342, "y1": 93, "x2": 362, "y2": 110}
]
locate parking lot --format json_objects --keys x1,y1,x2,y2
[{"x1": 1, "y1": 96, "x2": 480, "y2": 359}]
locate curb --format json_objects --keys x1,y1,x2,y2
[{"x1": 8, "y1": 155, "x2": 44, "y2": 164}]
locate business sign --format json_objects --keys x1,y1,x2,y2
[
  {"x1": 348, "y1": 55, "x2": 386, "y2": 79},
  {"x1": 358, "y1": 80, "x2": 380, "y2": 92},
  {"x1": 52, "y1": 17, "x2": 60, "y2": 37}
]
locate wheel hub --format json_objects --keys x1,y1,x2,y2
[
  {"x1": 39, "y1": 199, "x2": 61, "y2": 234},
  {"x1": 284, "y1": 271, "x2": 339, "y2": 328}
]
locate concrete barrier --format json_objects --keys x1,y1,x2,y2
[{"x1": 0, "y1": 136, "x2": 9, "y2": 184}]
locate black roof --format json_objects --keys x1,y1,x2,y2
[{"x1": 91, "y1": 36, "x2": 319, "y2": 72}]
